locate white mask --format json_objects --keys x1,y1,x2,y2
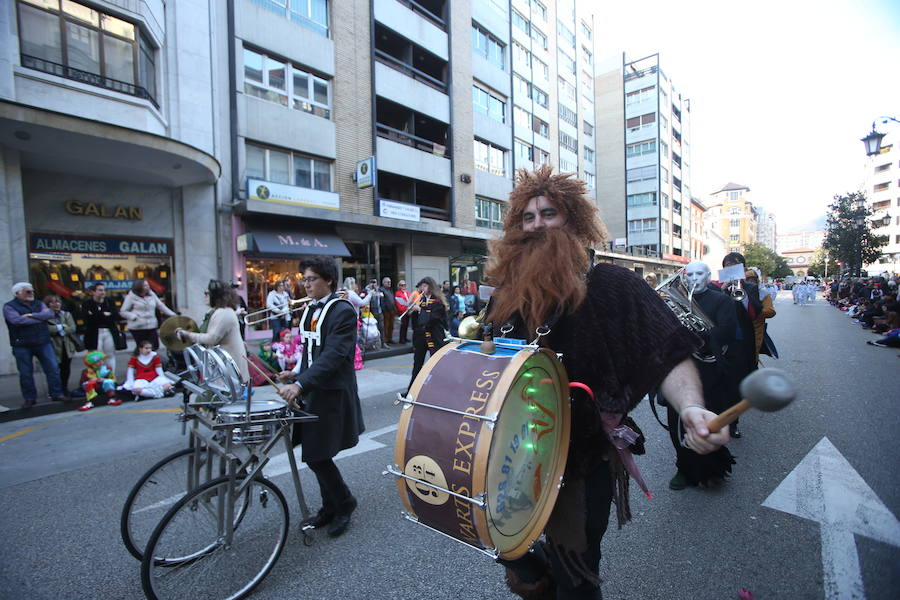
[{"x1": 682, "y1": 261, "x2": 711, "y2": 294}]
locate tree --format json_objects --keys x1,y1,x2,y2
[
  {"x1": 807, "y1": 247, "x2": 839, "y2": 279},
  {"x1": 740, "y1": 242, "x2": 792, "y2": 278},
  {"x1": 823, "y1": 192, "x2": 888, "y2": 275}
]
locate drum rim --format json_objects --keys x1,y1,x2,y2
[{"x1": 394, "y1": 342, "x2": 571, "y2": 559}]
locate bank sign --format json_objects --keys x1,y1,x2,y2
[
  {"x1": 247, "y1": 178, "x2": 340, "y2": 210},
  {"x1": 30, "y1": 234, "x2": 172, "y2": 256}
]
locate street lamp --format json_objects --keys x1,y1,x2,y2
[
  {"x1": 854, "y1": 196, "x2": 866, "y2": 277},
  {"x1": 861, "y1": 116, "x2": 900, "y2": 156}
]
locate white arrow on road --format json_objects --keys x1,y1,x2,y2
[{"x1": 762, "y1": 437, "x2": 900, "y2": 600}]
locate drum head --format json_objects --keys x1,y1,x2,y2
[
  {"x1": 484, "y1": 348, "x2": 569, "y2": 558},
  {"x1": 218, "y1": 399, "x2": 286, "y2": 417}
]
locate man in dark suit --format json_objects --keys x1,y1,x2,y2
[{"x1": 278, "y1": 255, "x2": 365, "y2": 537}]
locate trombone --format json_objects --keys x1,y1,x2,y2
[
  {"x1": 243, "y1": 296, "x2": 313, "y2": 327},
  {"x1": 242, "y1": 290, "x2": 349, "y2": 326}
]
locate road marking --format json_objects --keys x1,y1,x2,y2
[
  {"x1": 0, "y1": 427, "x2": 36, "y2": 443},
  {"x1": 763, "y1": 437, "x2": 900, "y2": 600},
  {"x1": 133, "y1": 423, "x2": 400, "y2": 515}
]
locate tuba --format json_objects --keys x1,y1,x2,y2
[{"x1": 655, "y1": 270, "x2": 717, "y2": 362}]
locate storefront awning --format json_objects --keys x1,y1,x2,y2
[{"x1": 237, "y1": 231, "x2": 351, "y2": 257}]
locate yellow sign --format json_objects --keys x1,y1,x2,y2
[{"x1": 65, "y1": 200, "x2": 143, "y2": 220}]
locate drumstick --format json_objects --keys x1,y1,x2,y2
[{"x1": 245, "y1": 356, "x2": 282, "y2": 391}]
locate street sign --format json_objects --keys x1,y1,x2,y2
[{"x1": 763, "y1": 437, "x2": 900, "y2": 600}]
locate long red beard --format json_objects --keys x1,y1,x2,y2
[{"x1": 485, "y1": 228, "x2": 588, "y2": 332}]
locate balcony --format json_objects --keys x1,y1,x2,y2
[
  {"x1": 21, "y1": 54, "x2": 158, "y2": 108},
  {"x1": 376, "y1": 135, "x2": 451, "y2": 187},
  {"x1": 376, "y1": 97, "x2": 449, "y2": 156},
  {"x1": 374, "y1": 0, "x2": 448, "y2": 60},
  {"x1": 377, "y1": 171, "x2": 450, "y2": 221}
]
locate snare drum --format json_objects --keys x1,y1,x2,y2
[
  {"x1": 216, "y1": 399, "x2": 289, "y2": 444},
  {"x1": 392, "y1": 340, "x2": 571, "y2": 559}
]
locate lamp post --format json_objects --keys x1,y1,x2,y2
[
  {"x1": 854, "y1": 196, "x2": 866, "y2": 277},
  {"x1": 861, "y1": 116, "x2": 900, "y2": 156}
]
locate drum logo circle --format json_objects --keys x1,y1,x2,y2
[{"x1": 404, "y1": 455, "x2": 449, "y2": 505}]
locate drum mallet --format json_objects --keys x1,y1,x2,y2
[
  {"x1": 244, "y1": 356, "x2": 282, "y2": 392},
  {"x1": 706, "y1": 368, "x2": 796, "y2": 433}
]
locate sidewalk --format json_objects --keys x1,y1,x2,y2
[{"x1": 0, "y1": 341, "x2": 412, "y2": 423}]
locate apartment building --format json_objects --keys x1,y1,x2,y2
[
  {"x1": 778, "y1": 231, "x2": 825, "y2": 253},
  {"x1": 689, "y1": 196, "x2": 706, "y2": 262},
  {"x1": 594, "y1": 53, "x2": 693, "y2": 263},
  {"x1": 755, "y1": 207, "x2": 777, "y2": 253},
  {"x1": 865, "y1": 129, "x2": 900, "y2": 275},
  {"x1": 0, "y1": 0, "x2": 224, "y2": 377},
  {"x1": 704, "y1": 183, "x2": 757, "y2": 254}
]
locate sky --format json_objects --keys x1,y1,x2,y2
[{"x1": 591, "y1": 0, "x2": 900, "y2": 233}]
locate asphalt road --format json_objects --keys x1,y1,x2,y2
[{"x1": 0, "y1": 291, "x2": 897, "y2": 600}]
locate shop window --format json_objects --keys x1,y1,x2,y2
[{"x1": 28, "y1": 233, "x2": 175, "y2": 327}]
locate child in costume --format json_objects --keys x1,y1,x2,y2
[
  {"x1": 78, "y1": 350, "x2": 120, "y2": 411},
  {"x1": 273, "y1": 329, "x2": 301, "y2": 371},
  {"x1": 121, "y1": 340, "x2": 173, "y2": 400},
  {"x1": 257, "y1": 339, "x2": 280, "y2": 374}
]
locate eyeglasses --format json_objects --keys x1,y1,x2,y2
[
  {"x1": 304, "y1": 276, "x2": 320, "y2": 284},
  {"x1": 399, "y1": 283, "x2": 406, "y2": 286}
]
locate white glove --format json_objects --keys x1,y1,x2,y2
[{"x1": 55, "y1": 324, "x2": 65, "y2": 335}]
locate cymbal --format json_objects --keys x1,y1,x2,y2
[{"x1": 159, "y1": 315, "x2": 199, "y2": 351}]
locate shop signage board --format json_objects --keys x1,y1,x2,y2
[
  {"x1": 30, "y1": 234, "x2": 172, "y2": 256},
  {"x1": 247, "y1": 178, "x2": 340, "y2": 210},
  {"x1": 88, "y1": 279, "x2": 136, "y2": 291},
  {"x1": 379, "y1": 199, "x2": 420, "y2": 222},
  {"x1": 355, "y1": 156, "x2": 376, "y2": 189}
]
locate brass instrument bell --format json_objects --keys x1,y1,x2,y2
[{"x1": 457, "y1": 308, "x2": 487, "y2": 339}]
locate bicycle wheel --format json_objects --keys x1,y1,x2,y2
[
  {"x1": 121, "y1": 448, "x2": 209, "y2": 561},
  {"x1": 141, "y1": 476, "x2": 289, "y2": 600}
]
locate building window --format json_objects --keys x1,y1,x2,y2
[
  {"x1": 626, "y1": 139, "x2": 656, "y2": 157},
  {"x1": 583, "y1": 120, "x2": 594, "y2": 136},
  {"x1": 532, "y1": 85, "x2": 548, "y2": 107},
  {"x1": 473, "y1": 84, "x2": 506, "y2": 123},
  {"x1": 558, "y1": 50, "x2": 575, "y2": 74},
  {"x1": 730, "y1": 234, "x2": 740, "y2": 241},
  {"x1": 513, "y1": 41, "x2": 532, "y2": 68},
  {"x1": 581, "y1": 46, "x2": 592, "y2": 65},
  {"x1": 474, "y1": 139, "x2": 506, "y2": 176},
  {"x1": 627, "y1": 192, "x2": 657, "y2": 207},
  {"x1": 626, "y1": 166, "x2": 656, "y2": 182},
  {"x1": 874, "y1": 182, "x2": 890, "y2": 192},
  {"x1": 557, "y1": 19, "x2": 575, "y2": 48},
  {"x1": 583, "y1": 171, "x2": 595, "y2": 188},
  {"x1": 559, "y1": 104, "x2": 577, "y2": 126},
  {"x1": 244, "y1": 47, "x2": 331, "y2": 118},
  {"x1": 514, "y1": 106, "x2": 530, "y2": 128},
  {"x1": 535, "y1": 149, "x2": 550, "y2": 166},
  {"x1": 559, "y1": 157, "x2": 577, "y2": 173},
  {"x1": 533, "y1": 116, "x2": 549, "y2": 138},
  {"x1": 580, "y1": 20, "x2": 592, "y2": 40},
  {"x1": 661, "y1": 219, "x2": 669, "y2": 233},
  {"x1": 626, "y1": 112, "x2": 656, "y2": 131},
  {"x1": 558, "y1": 76, "x2": 576, "y2": 101},
  {"x1": 531, "y1": 26, "x2": 547, "y2": 50},
  {"x1": 628, "y1": 218, "x2": 658, "y2": 233},
  {"x1": 660, "y1": 140, "x2": 668, "y2": 157},
  {"x1": 513, "y1": 73, "x2": 531, "y2": 97},
  {"x1": 730, "y1": 219, "x2": 740, "y2": 227},
  {"x1": 472, "y1": 24, "x2": 505, "y2": 70},
  {"x1": 584, "y1": 146, "x2": 594, "y2": 162},
  {"x1": 248, "y1": 0, "x2": 329, "y2": 36},
  {"x1": 531, "y1": 0, "x2": 547, "y2": 21},
  {"x1": 533, "y1": 56, "x2": 549, "y2": 80},
  {"x1": 660, "y1": 166, "x2": 668, "y2": 182},
  {"x1": 514, "y1": 138, "x2": 534, "y2": 162},
  {"x1": 874, "y1": 163, "x2": 890, "y2": 173},
  {"x1": 661, "y1": 192, "x2": 669, "y2": 208},
  {"x1": 625, "y1": 85, "x2": 654, "y2": 106},
  {"x1": 246, "y1": 142, "x2": 332, "y2": 191},
  {"x1": 559, "y1": 131, "x2": 577, "y2": 153},
  {"x1": 17, "y1": 0, "x2": 158, "y2": 106},
  {"x1": 511, "y1": 10, "x2": 530, "y2": 35},
  {"x1": 729, "y1": 207, "x2": 741, "y2": 215},
  {"x1": 475, "y1": 197, "x2": 506, "y2": 229},
  {"x1": 728, "y1": 191, "x2": 741, "y2": 200}
]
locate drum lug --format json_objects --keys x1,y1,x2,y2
[{"x1": 485, "y1": 412, "x2": 498, "y2": 430}]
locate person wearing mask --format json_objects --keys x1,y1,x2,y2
[
  {"x1": 119, "y1": 279, "x2": 176, "y2": 350},
  {"x1": 4, "y1": 283, "x2": 67, "y2": 407},
  {"x1": 45, "y1": 294, "x2": 78, "y2": 395},
  {"x1": 266, "y1": 280, "x2": 291, "y2": 342},
  {"x1": 81, "y1": 283, "x2": 123, "y2": 375}
]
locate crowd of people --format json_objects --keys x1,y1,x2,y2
[{"x1": 827, "y1": 275, "x2": 900, "y2": 350}]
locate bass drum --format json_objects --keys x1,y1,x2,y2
[{"x1": 393, "y1": 340, "x2": 570, "y2": 559}]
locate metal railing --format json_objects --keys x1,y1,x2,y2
[
  {"x1": 376, "y1": 123, "x2": 450, "y2": 158},
  {"x1": 396, "y1": 0, "x2": 446, "y2": 29},
  {"x1": 374, "y1": 50, "x2": 447, "y2": 93},
  {"x1": 21, "y1": 54, "x2": 159, "y2": 109}
]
